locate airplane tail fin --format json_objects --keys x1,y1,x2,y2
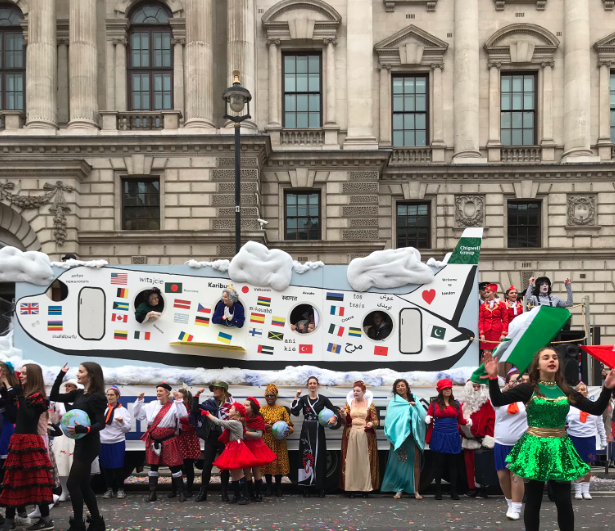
[{"x1": 447, "y1": 228, "x2": 483, "y2": 265}]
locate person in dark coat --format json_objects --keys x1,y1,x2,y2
[
  {"x1": 367, "y1": 312, "x2": 392, "y2": 341},
  {"x1": 134, "y1": 288, "x2": 163, "y2": 323},
  {"x1": 212, "y1": 285, "x2": 245, "y2": 328}
]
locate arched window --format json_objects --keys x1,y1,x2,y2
[
  {"x1": 0, "y1": 5, "x2": 24, "y2": 112},
  {"x1": 128, "y1": 3, "x2": 173, "y2": 112}
]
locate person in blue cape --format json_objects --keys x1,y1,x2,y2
[{"x1": 381, "y1": 379, "x2": 427, "y2": 499}]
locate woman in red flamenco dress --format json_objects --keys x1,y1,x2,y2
[
  {"x1": 0, "y1": 364, "x2": 54, "y2": 531},
  {"x1": 204, "y1": 402, "x2": 258, "y2": 505},
  {"x1": 479, "y1": 284, "x2": 510, "y2": 356},
  {"x1": 243, "y1": 397, "x2": 276, "y2": 502}
]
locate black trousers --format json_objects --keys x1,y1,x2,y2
[
  {"x1": 524, "y1": 480, "x2": 573, "y2": 531},
  {"x1": 102, "y1": 466, "x2": 124, "y2": 492},
  {"x1": 433, "y1": 452, "x2": 459, "y2": 494},
  {"x1": 201, "y1": 438, "x2": 229, "y2": 489}
]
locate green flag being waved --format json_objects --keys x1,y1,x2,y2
[{"x1": 471, "y1": 306, "x2": 571, "y2": 384}]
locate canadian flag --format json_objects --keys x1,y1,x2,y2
[{"x1": 112, "y1": 313, "x2": 128, "y2": 323}]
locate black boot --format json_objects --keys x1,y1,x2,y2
[
  {"x1": 148, "y1": 474, "x2": 159, "y2": 502},
  {"x1": 239, "y1": 478, "x2": 250, "y2": 505},
  {"x1": 230, "y1": 481, "x2": 241, "y2": 504},
  {"x1": 465, "y1": 489, "x2": 478, "y2": 498},
  {"x1": 435, "y1": 483, "x2": 442, "y2": 501},
  {"x1": 450, "y1": 487, "x2": 460, "y2": 501},
  {"x1": 221, "y1": 471, "x2": 230, "y2": 502},
  {"x1": 254, "y1": 478, "x2": 263, "y2": 502},
  {"x1": 247, "y1": 479, "x2": 256, "y2": 502},
  {"x1": 68, "y1": 517, "x2": 86, "y2": 531},
  {"x1": 185, "y1": 475, "x2": 194, "y2": 498},
  {"x1": 167, "y1": 477, "x2": 177, "y2": 498},
  {"x1": 172, "y1": 476, "x2": 187, "y2": 502},
  {"x1": 221, "y1": 486, "x2": 230, "y2": 503},
  {"x1": 195, "y1": 486, "x2": 207, "y2": 502},
  {"x1": 274, "y1": 475, "x2": 283, "y2": 498},
  {"x1": 87, "y1": 516, "x2": 106, "y2": 531},
  {"x1": 265, "y1": 475, "x2": 274, "y2": 497},
  {"x1": 318, "y1": 488, "x2": 326, "y2": 498}
]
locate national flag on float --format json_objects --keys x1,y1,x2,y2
[
  {"x1": 178, "y1": 331, "x2": 194, "y2": 342},
  {"x1": 116, "y1": 288, "x2": 129, "y2": 299},
  {"x1": 326, "y1": 292, "x2": 344, "y2": 302},
  {"x1": 174, "y1": 299, "x2": 191, "y2": 310},
  {"x1": 471, "y1": 306, "x2": 572, "y2": 384},
  {"x1": 299, "y1": 344, "x2": 313, "y2": 354},
  {"x1": 197, "y1": 304, "x2": 211, "y2": 314},
  {"x1": 217, "y1": 331, "x2": 232, "y2": 345},
  {"x1": 48, "y1": 321, "x2": 63, "y2": 331},
  {"x1": 328, "y1": 323, "x2": 345, "y2": 337},
  {"x1": 165, "y1": 282, "x2": 182, "y2": 294},
  {"x1": 195, "y1": 315, "x2": 210, "y2": 327},
  {"x1": 48, "y1": 306, "x2": 62, "y2": 316},
  {"x1": 20, "y1": 303, "x2": 39, "y2": 315},
  {"x1": 114, "y1": 330, "x2": 127, "y2": 340},
  {"x1": 249, "y1": 327, "x2": 263, "y2": 338},
  {"x1": 257, "y1": 296, "x2": 271, "y2": 307},
  {"x1": 327, "y1": 343, "x2": 341, "y2": 354},
  {"x1": 113, "y1": 301, "x2": 129, "y2": 312},
  {"x1": 251, "y1": 312, "x2": 265, "y2": 324},
  {"x1": 348, "y1": 327, "x2": 362, "y2": 338},
  {"x1": 112, "y1": 313, "x2": 128, "y2": 323},
  {"x1": 174, "y1": 313, "x2": 189, "y2": 324},
  {"x1": 258, "y1": 345, "x2": 274, "y2": 355},
  {"x1": 430, "y1": 325, "x2": 446, "y2": 340},
  {"x1": 268, "y1": 331, "x2": 284, "y2": 341},
  {"x1": 330, "y1": 305, "x2": 345, "y2": 317},
  {"x1": 134, "y1": 331, "x2": 150, "y2": 340},
  {"x1": 111, "y1": 273, "x2": 127, "y2": 285},
  {"x1": 580, "y1": 345, "x2": 615, "y2": 369},
  {"x1": 271, "y1": 316, "x2": 286, "y2": 327},
  {"x1": 374, "y1": 345, "x2": 388, "y2": 356}
]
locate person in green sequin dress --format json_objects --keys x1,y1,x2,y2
[{"x1": 484, "y1": 347, "x2": 615, "y2": 531}]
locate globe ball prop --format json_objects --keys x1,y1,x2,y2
[
  {"x1": 272, "y1": 421, "x2": 289, "y2": 440},
  {"x1": 318, "y1": 408, "x2": 335, "y2": 428},
  {"x1": 60, "y1": 409, "x2": 91, "y2": 440}
]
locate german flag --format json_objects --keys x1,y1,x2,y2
[
  {"x1": 195, "y1": 315, "x2": 210, "y2": 327},
  {"x1": 114, "y1": 330, "x2": 128, "y2": 340}
]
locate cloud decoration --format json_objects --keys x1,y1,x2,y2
[
  {"x1": 0, "y1": 247, "x2": 54, "y2": 286},
  {"x1": 228, "y1": 241, "x2": 294, "y2": 291}
]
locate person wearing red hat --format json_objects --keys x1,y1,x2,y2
[
  {"x1": 425, "y1": 379, "x2": 471, "y2": 500},
  {"x1": 204, "y1": 402, "x2": 258, "y2": 505},
  {"x1": 479, "y1": 284, "x2": 509, "y2": 356},
  {"x1": 243, "y1": 397, "x2": 277, "y2": 502},
  {"x1": 504, "y1": 286, "x2": 523, "y2": 324}
]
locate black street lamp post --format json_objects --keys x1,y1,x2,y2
[{"x1": 222, "y1": 70, "x2": 252, "y2": 255}]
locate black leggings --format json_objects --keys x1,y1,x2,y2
[
  {"x1": 201, "y1": 440, "x2": 229, "y2": 489},
  {"x1": 433, "y1": 452, "x2": 458, "y2": 493},
  {"x1": 6, "y1": 504, "x2": 49, "y2": 520},
  {"x1": 524, "y1": 480, "x2": 573, "y2": 531},
  {"x1": 67, "y1": 459, "x2": 100, "y2": 524},
  {"x1": 183, "y1": 459, "x2": 195, "y2": 488},
  {"x1": 102, "y1": 466, "x2": 124, "y2": 492}
]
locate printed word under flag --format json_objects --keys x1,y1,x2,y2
[
  {"x1": 299, "y1": 344, "x2": 313, "y2": 354},
  {"x1": 328, "y1": 324, "x2": 345, "y2": 337},
  {"x1": 327, "y1": 343, "x2": 341, "y2": 354},
  {"x1": 178, "y1": 331, "x2": 194, "y2": 342},
  {"x1": 111, "y1": 273, "x2": 128, "y2": 285},
  {"x1": 20, "y1": 303, "x2": 39, "y2": 315},
  {"x1": 258, "y1": 345, "x2": 274, "y2": 355},
  {"x1": 330, "y1": 305, "x2": 345, "y2": 317},
  {"x1": 134, "y1": 331, "x2": 151, "y2": 340},
  {"x1": 249, "y1": 327, "x2": 263, "y2": 338},
  {"x1": 112, "y1": 313, "x2": 128, "y2": 323}
]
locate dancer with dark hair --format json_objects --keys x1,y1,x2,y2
[
  {"x1": 525, "y1": 276, "x2": 573, "y2": 310},
  {"x1": 484, "y1": 348, "x2": 615, "y2": 531},
  {"x1": 243, "y1": 397, "x2": 276, "y2": 502},
  {"x1": 50, "y1": 362, "x2": 106, "y2": 531}
]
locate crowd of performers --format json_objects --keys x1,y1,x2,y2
[{"x1": 0, "y1": 350, "x2": 613, "y2": 531}]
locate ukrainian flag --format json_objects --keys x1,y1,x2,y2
[{"x1": 217, "y1": 331, "x2": 232, "y2": 344}]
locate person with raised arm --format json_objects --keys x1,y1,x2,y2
[
  {"x1": 525, "y1": 276, "x2": 573, "y2": 311},
  {"x1": 484, "y1": 348, "x2": 615, "y2": 531}
]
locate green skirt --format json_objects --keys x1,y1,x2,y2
[{"x1": 506, "y1": 433, "x2": 590, "y2": 482}]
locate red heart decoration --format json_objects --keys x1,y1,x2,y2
[{"x1": 422, "y1": 289, "x2": 436, "y2": 304}]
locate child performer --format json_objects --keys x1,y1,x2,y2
[{"x1": 174, "y1": 388, "x2": 202, "y2": 498}]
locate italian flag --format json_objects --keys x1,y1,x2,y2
[{"x1": 471, "y1": 306, "x2": 571, "y2": 384}]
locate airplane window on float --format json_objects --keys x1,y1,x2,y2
[
  {"x1": 45, "y1": 280, "x2": 68, "y2": 302},
  {"x1": 134, "y1": 288, "x2": 164, "y2": 324},
  {"x1": 212, "y1": 286, "x2": 245, "y2": 328},
  {"x1": 78, "y1": 288, "x2": 105, "y2": 340},
  {"x1": 363, "y1": 311, "x2": 393, "y2": 341},
  {"x1": 290, "y1": 304, "x2": 319, "y2": 334}
]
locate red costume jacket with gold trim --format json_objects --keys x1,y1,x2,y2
[{"x1": 479, "y1": 301, "x2": 509, "y2": 337}]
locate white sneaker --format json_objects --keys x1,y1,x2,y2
[
  {"x1": 26, "y1": 508, "x2": 41, "y2": 520},
  {"x1": 15, "y1": 516, "x2": 33, "y2": 527},
  {"x1": 582, "y1": 483, "x2": 592, "y2": 500},
  {"x1": 506, "y1": 509, "x2": 520, "y2": 521},
  {"x1": 117, "y1": 489, "x2": 126, "y2": 499},
  {"x1": 573, "y1": 482, "x2": 583, "y2": 500},
  {"x1": 102, "y1": 489, "x2": 114, "y2": 499}
]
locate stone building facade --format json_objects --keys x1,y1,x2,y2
[{"x1": 0, "y1": 0, "x2": 615, "y2": 342}]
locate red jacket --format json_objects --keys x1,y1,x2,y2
[
  {"x1": 459, "y1": 400, "x2": 495, "y2": 439},
  {"x1": 479, "y1": 301, "x2": 509, "y2": 337},
  {"x1": 505, "y1": 301, "x2": 523, "y2": 324}
]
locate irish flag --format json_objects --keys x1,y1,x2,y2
[{"x1": 471, "y1": 306, "x2": 571, "y2": 384}]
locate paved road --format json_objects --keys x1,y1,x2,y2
[{"x1": 42, "y1": 479, "x2": 615, "y2": 531}]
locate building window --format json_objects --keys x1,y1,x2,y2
[
  {"x1": 392, "y1": 75, "x2": 428, "y2": 147},
  {"x1": 128, "y1": 3, "x2": 173, "y2": 112},
  {"x1": 396, "y1": 203, "x2": 430, "y2": 249},
  {"x1": 611, "y1": 72, "x2": 615, "y2": 142},
  {"x1": 0, "y1": 5, "x2": 24, "y2": 112},
  {"x1": 501, "y1": 73, "x2": 536, "y2": 146},
  {"x1": 285, "y1": 192, "x2": 320, "y2": 240},
  {"x1": 283, "y1": 54, "x2": 321, "y2": 128},
  {"x1": 122, "y1": 178, "x2": 160, "y2": 231},
  {"x1": 508, "y1": 201, "x2": 541, "y2": 248}
]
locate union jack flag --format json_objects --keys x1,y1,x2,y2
[{"x1": 20, "y1": 303, "x2": 39, "y2": 315}]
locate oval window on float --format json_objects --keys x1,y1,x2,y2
[
  {"x1": 46, "y1": 280, "x2": 69, "y2": 302},
  {"x1": 134, "y1": 288, "x2": 165, "y2": 324},
  {"x1": 363, "y1": 310, "x2": 393, "y2": 341},
  {"x1": 290, "y1": 304, "x2": 319, "y2": 335}
]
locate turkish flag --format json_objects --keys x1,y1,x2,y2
[
  {"x1": 299, "y1": 344, "x2": 313, "y2": 354},
  {"x1": 374, "y1": 345, "x2": 388, "y2": 356},
  {"x1": 580, "y1": 345, "x2": 615, "y2": 369}
]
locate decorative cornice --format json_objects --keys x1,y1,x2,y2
[
  {"x1": 262, "y1": 0, "x2": 341, "y2": 42},
  {"x1": 375, "y1": 24, "x2": 448, "y2": 67},
  {"x1": 0, "y1": 160, "x2": 91, "y2": 181},
  {"x1": 493, "y1": 1, "x2": 547, "y2": 11},
  {"x1": 484, "y1": 23, "x2": 559, "y2": 66},
  {"x1": 262, "y1": 0, "x2": 342, "y2": 23},
  {"x1": 113, "y1": 0, "x2": 184, "y2": 17},
  {"x1": 383, "y1": 0, "x2": 438, "y2": 12}
]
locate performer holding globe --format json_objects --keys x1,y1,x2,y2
[{"x1": 50, "y1": 362, "x2": 107, "y2": 531}]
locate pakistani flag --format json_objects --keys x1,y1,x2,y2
[{"x1": 471, "y1": 306, "x2": 571, "y2": 384}]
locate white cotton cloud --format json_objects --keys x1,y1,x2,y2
[
  {"x1": 185, "y1": 259, "x2": 230, "y2": 272},
  {"x1": 292, "y1": 260, "x2": 325, "y2": 274},
  {"x1": 427, "y1": 252, "x2": 452, "y2": 269},
  {"x1": 50, "y1": 259, "x2": 108, "y2": 269},
  {"x1": 0, "y1": 246, "x2": 54, "y2": 286},
  {"x1": 228, "y1": 241, "x2": 294, "y2": 291},
  {"x1": 347, "y1": 247, "x2": 434, "y2": 292}
]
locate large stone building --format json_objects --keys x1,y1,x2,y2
[{"x1": 0, "y1": 0, "x2": 614, "y2": 342}]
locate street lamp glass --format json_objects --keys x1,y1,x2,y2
[{"x1": 229, "y1": 94, "x2": 247, "y2": 113}]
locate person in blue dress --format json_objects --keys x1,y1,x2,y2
[
  {"x1": 212, "y1": 285, "x2": 245, "y2": 328},
  {"x1": 381, "y1": 379, "x2": 427, "y2": 499}
]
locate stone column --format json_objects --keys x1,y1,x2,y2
[
  {"x1": 69, "y1": 0, "x2": 99, "y2": 129},
  {"x1": 26, "y1": 0, "x2": 57, "y2": 129},
  {"x1": 324, "y1": 38, "x2": 339, "y2": 146},
  {"x1": 487, "y1": 62, "x2": 501, "y2": 162},
  {"x1": 57, "y1": 38, "x2": 69, "y2": 124},
  {"x1": 172, "y1": 38, "x2": 185, "y2": 122},
  {"x1": 597, "y1": 60, "x2": 612, "y2": 160},
  {"x1": 453, "y1": 0, "x2": 483, "y2": 161},
  {"x1": 378, "y1": 65, "x2": 391, "y2": 147},
  {"x1": 562, "y1": 0, "x2": 595, "y2": 161},
  {"x1": 541, "y1": 61, "x2": 556, "y2": 161},
  {"x1": 185, "y1": 0, "x2": 215, "y2": 128},
  {"x1": 114, "y1": 39, "x2": 127, "y2": 112},
  {"x1": 266, "y1": 39, "x2": 280, "y2": 129},
  {"x1": 105, "y1": 39, "x2": 116, "y2": 111},
  {"x1": 431, "y1": 63, "x2": 445, "y2": 162},
  {"x1": 343, "y1": 0, "x2": 378, "y2": 149}
]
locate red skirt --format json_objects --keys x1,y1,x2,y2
[
  {"x1": 0, "y1": 434, "x2": 54, "y2": 508},
  {"x1": 144, "y1": 427, "x2": 183, "y2": 468},
  {"x1": 213, "y1": 440, "x2": 258, "y2": 471},
  {"x1": 177, "y1": 427, "x2": 202, "y2": 460},
  {"x1": 245, "y1": 438, "x2": 277, "y2": 467},
  {"x1": 480, "y1": 329, "x2": 502, "y2": 351}
]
